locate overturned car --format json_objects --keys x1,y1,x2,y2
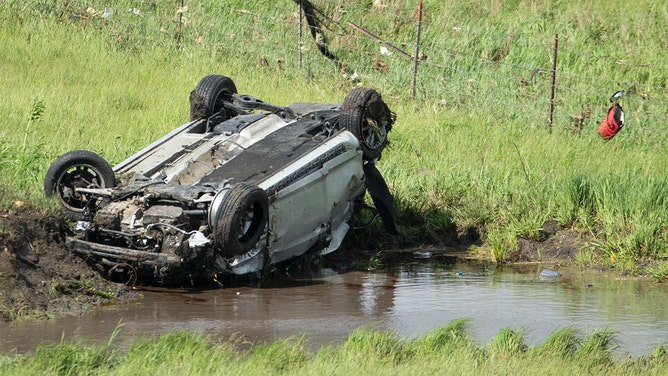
[{"x1": 44, "y1": 75, "x2": 396, "y2": 284}]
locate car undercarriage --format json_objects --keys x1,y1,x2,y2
[{"x1": 44, "y1": 75, "x2": 396, "y2": 285}]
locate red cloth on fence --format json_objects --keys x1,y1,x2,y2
[{"x1": 598, "y1": 104, "x2": 624, "y2": 140}]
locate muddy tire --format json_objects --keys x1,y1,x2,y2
[
  {"x1": 212, "y1": 183, "x2": 268, "y2": 257},
  {"x1": 44, "y1": 150, "x2": 116, "y2": 220},
  {"x1": 340, "y1": 88, "x2": 394, "y2": 161},
  {"x1": 189, "y1": 75, "x2": 238, "y2": 121}
]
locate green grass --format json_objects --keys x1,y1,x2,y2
[
  {"x1": 1, "y1": 0, "x2": 667, "y2": 276},
  {"x1": 1, "y1": 323, "x2": 667, "y2": 375}
]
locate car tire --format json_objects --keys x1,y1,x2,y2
[
  {"x1": 190, "y1": 75, "x2": 238, "y2": 121},
  {"x1": 213, "y1": 183, "x2": 269, "y2": 257},
  {"x1": 340, "y1": 88, "x2": 394, "y2": 161},
  {"x1": 44, "y1": 150, "x2": 116, "y2": 220}
]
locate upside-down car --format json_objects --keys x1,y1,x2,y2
[{"x1": 44, "y1": 75, "x2": 397, "y2": 284}]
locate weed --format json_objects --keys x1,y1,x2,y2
[
  {"x1": 535, "y1": 326, "x2": 581, "y2": 358},
  {"x1": 22, "y1": 98, "x2": 45, "y2": 153},
  {"x1": 488, "y1": 226, "x2": 518, "y2": 263},
  {"x1": 353, "y1": 251, "x2": 384, "y2": 271},
  {"x1": 48, "y1": 278, "x2": 115, "y2": 299},
  {"x1": 647, "y1": 261, "x2": 668, "y2": 283},
  {"x1": 1, "y1": 322, "x2": 667, "y2": 374},
  {"x1": 488, "y1": 327, "x2": 528, "y2": 356},
  {"x1": 575, "y1": 328, "x2": 618, "y2": 368}
]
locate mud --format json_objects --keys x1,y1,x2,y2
[
  {"x1": 0, "y1": 204, "x2": 136, "y2": 321},
  {"x1": 0, "y1": 202, "x2": 588, "y2": 322}
]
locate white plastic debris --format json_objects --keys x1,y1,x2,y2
[
  {"x1": 101, "y1": 7, "x2": 113, "y2": 20},
  {"x1": 188, "y1": 231, "x2": 211, "y2": 248},
  {"x1": 539, "y1": 269, "x2": 562, "y2": 281}
]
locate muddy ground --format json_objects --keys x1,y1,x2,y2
[
  {"x1": 0, "y1": 205, "x2": 136, "y2": 322},
  {"x1": 0, "y1": 204, "x2": 587, "y2": 322}
]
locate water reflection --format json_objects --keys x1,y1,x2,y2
[{"x1": 1, "y1": 258, "x2": 667, "y2": 356}]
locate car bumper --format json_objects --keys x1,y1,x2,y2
[{"x1": 66, "y1": 237, "x2": 182, "y2": 267}]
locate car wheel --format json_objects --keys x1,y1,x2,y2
[
  {"x1": 212, "y1": 183, "x2": 269, "y2": 257},
  {"x1": 44, "y1": 150, "x2": 116, "y2": 220},
  {"x1": 190, "y1": 75, "x2": 238, "y2": 121},
  {"x1": 340, "y1": 88, "x2": 395, "y2": 161}
]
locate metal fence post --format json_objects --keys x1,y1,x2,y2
[
  {"x1": 175, "y1": 0, "x2": 184, "y2": 50},
  {"x1": 548, "y1": 33, "x2": 558, "y2": 129},
  {"x1": 411, "y1": 2, "x2": 423, "y2": 100},
  {"x1": 298, "y1": 1, "x2": 303, "y2": 69}
]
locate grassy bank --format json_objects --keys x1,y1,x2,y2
[
  {"x1": 1, "y1": 1, "x2": 667, "y2": 276},
  {"x1": 2, "y1": 322, "x2": 668, "y2": 375}
]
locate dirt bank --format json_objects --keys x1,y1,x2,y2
[{"x1": 0, "y1": 204, "x2": 136, "y2": 322}]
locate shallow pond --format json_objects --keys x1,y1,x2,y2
[{"x1": 2, "y1": 256, "x2": 668, "y2": 356}]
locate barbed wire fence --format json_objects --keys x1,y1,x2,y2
[{"x1": 65, "y1": 1, "x2": 668, "y2": 143}]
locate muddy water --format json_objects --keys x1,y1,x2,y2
[{"x1": 2, "y1": 257, "x2": 668, "y2": 356}]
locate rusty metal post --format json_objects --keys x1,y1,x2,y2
[
  {"x1": 411, "y1": 2, "x2": 423, "y2": 100},
  {"x1": 175, "y1": 0, "x2": 184, "y2": 50},
  {"x1": 548, "y1": 33, "x2": 558, "y2": 129},
  {"x1": 298, "y1": 1, "x2": 303, "y2": 69}
]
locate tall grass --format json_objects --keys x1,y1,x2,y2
[
  {"x1": 1, "y1": 1, "x2": 667, "y2": 275},
  {"x1": 2, "y1": 323, "x2": 667, "y2": 375}
]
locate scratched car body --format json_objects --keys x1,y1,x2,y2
[{"x1": 44, "y1": 75, "x2": 396, "y2": 284}]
